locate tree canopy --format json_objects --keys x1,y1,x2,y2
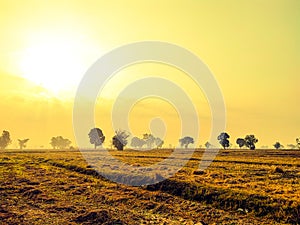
[
  {"x1": 273, "y1": 142, "x2": 283, "y2": 150},
  {"x1": 217, "y1": 132, "x2": 230, "y2": 149},
  {"x1": 154, "y1": 137, "x2": 164, "y2": 149},
  {"x1": 244, "y1": 135, "x2": 258, "y2": 150},
  {"x1": 50, "y1": 136, "x2": 71, "y2": 149},
  {"x1": 18, "y1": 138, "x2": 29, "y2": 150},
  {"x1": 236, "y1": 138, "x2": 245, "y2": 149},
  {"x1": 131, "y1": 137, "x2": 145, "y2": 148},
  {"x1": 179, "y1": 136, "x2": 194, "y2": 148},
  {"x1": 88, "y1": 128, "x2": 105, "y2": 149},
  {"x1": 0, "y1": 130, "x2": 12, "y2": 149},
  {"x1": 143, "y1": 133, "x2": 155, "y2": 149},
  {"x1": 112, "y1": 130, "x2": 130, "y2": 150}
]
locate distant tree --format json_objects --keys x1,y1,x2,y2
[
  {"x1": 154, "y1": 137, "x2": 164, "y2": 149},
  {"x1": 217, "y1": 132, "x2": 230, "y2": 149},
  {"x1": 50, "y1": 136, "x2": 71, "y2": 149},
  {"x1": 244, "y1": 135, "x2": 258, "y2": 150},
  {"x1": 0, "y1": 130, "x2": 12, "y2": 149},
  {"x1": 130, "y1": 137, "x2": 145, "y2": 148},
  {"x1": 50, "y1": 137, "x2": 58, "y2": 149},
  {"x1": 287, "y1": 144, "x2": 296, "y2": 149},
  {"x1": 179, "y1": 136, "x2": 194, "y2": 148},
  {"x1": 18, "y1": 138, "x2": 29, "y2": 150},
  {"x1": 112, "y1": 130, "x2": 130, "y2": 150},
  {"x1": 296, "y1": 138, "x2": 300, "y2": 150},
  {"x1": 273, "y1": 142, "x2": 283, "y2": 150},
  {"x1": 236, "y1": 138, "x2": 245, "y2": 149},
  {"x1": 88, "y1": 128, "x2": 105, "y2": 149},
  {"x1": 274, "y1": 142, "x2": 280, "y2": 149},
  {"x1": 143, "y1": 133, "x2": 155, "y2": 149},
  {"x1": 59, "y1": 137, "x2": 71, "y2": 149},
  {"x1": 205, "y1": 141, "x2": 212, "y2": 149}
]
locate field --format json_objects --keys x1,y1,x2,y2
[{"x1": 0, "y1": 148, "x2": 300, "y2": 224}]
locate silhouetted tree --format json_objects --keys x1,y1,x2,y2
[
  {"x1": 273, "y1": 142, "x2": 283, "y2": 149},
  {"x1": 0, "y1": 130, "x2": 12, "y2": 149},
  {"x1": 50, "y1": 136, "x2": 71, "y2": 149},
  {"x1": 50, "y1": 137, "x2": 57, "y2": 149},
  {"x1": 88, "y1": 128, "x2": 105, "y2": 149},
  {"x1": 18, "y1": 139, "x2": 29, "y2": 150},
  {"x1": 179, "y1": 136, "x2": 194, "y2": 148},
  {"x1": 130, "y1": 137, "x2": 145, "y2": 148},
  {"x1": 296, "y1": 138, "x2": 300, "y2": 150},
  {"x1": 154, "y1": 137, "x2": 164, "y2": 149},
  {"x1": 205, "y1": 141, "x2": 212, "y2": 149},
  {"x1": 217, "y1": 132, "x2": 230, "y2": 149},
  {"x1": 236, "y1": 138, "x2": 245, "y2": 149},
  {"x1": 58, "y1": 137, "x2": 71, "y2": 149},
  {"x1": 244, "y1": 135, "x2": 258, "y2": 150},
  {"x1": 143, "y1": 133, "x2": 155, "y2": 149},
  {"x1": 112, "y1": 130, "x2": 130, "y2": 150}
]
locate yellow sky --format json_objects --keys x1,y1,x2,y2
[{"x1": 0, "y1": 0, "x2": 299, "y2": 148}]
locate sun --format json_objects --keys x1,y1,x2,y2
[{"x1": 20, "y1": 34, "x2": 97, "y2": 95}]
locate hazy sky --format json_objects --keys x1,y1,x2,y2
[{"x1": 0, "y1": 0, "x2": 299, "y2": 148}]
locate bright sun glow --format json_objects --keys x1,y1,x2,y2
[{"x1": 20, "y1": 34, "x2": 99, "y2": 95}]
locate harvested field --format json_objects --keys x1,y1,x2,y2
[{"x1": 0, "y1": 148, "x2": 299, "y2": 224}]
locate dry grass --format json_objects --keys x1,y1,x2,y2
[{"x1": 0, "y1": 148, "x2": 299, "y2": 224}]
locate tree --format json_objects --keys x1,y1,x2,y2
[
  {"x1": 130, "y1": 137, "x2": 145, "y2": 148},
  {"x1": 217, "y1": 132, "x2": 230, "y2": 149},
  {"x1": 236, "y1": 138, "x2": 245, "y2": 149},
  {"x1": 205, "y1": 141, "x2": 212, "y2": 149},
  {"x1": 0, "y1": 130, "x2": 12, "y2": 149},
  {"x1": 179, "y1": 136, "x2": 194, "y2": 148},
  {"x1": 244, "y1": 135, "x2": 258, "y2": 150},
  {"x1": 143, "y1": 133, "x2": 155, "y2": 149},
  {"x1": 296, "y1": 138, "x2": 300, "y2": 150},
  {"x1": 88, "y1": 128, "x2": 105, "y2": 149},
  {"x1": 154, "y1": 137, "x2": 164, "y2": 149},
  {"x1": 112, "y1": 130, "x2": 130, "y2": 150},
  {"x1": 50, "y1": 137, "x2": 58, "y2": 149},
  {"x1": 50, "y1": 136, "x2": 71, "y2": 149},
  {"x1": 18, "y1": 139, "x2": 29, "y2": 150},
  {"x1": 274, "y1": 142, "x2": 283, "y2": 150}
]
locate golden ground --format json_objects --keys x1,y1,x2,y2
[{"x1": 0, "y1": 148, "x2": 299, "y2": 224}]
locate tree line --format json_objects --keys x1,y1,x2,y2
[
  {"x1": 88, "y1": 128, "x2": 164, "y2": 150},
  {"x1": 87, "y1": 128, "x2": 300, "y2": 151},
  {"x1": 0, "y1": 129, "x2": 300, "y2": 150},
  {"x1": 0, "y1": 131, "x2": 72, "y2": 150}
]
